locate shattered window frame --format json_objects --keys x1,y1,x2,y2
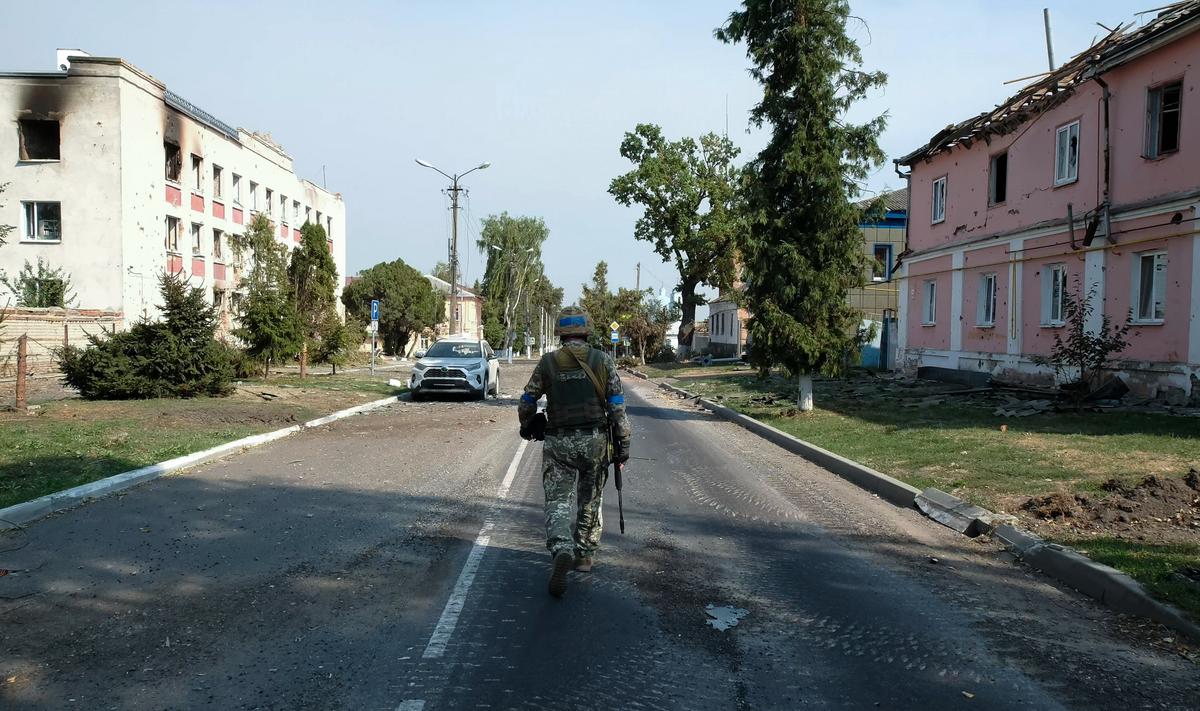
[
  {"x1": 922, "y1": 279, "x2": 937, "y2": 325},
  {"x1": 165, "y1": 216, "x2": 181, "y2": 253},
  {"x1": 1133, "y1": 251, "x2": 1167, "y2": 323},
  {"x1": 931, "y1": 176, "x2": 946, "y2": 224},
  {"x1": 191, "y1": 222, "x2": 203, "y2": 256},
  {"x1": 165, "y1": 142, "x2": 182, "y2": 183},
  {"x1": 18, "y1": 119, "x2": 61, "y2": 161},
  {"x1": 1053, "y1": 121, "x2": 1080, "y2": 186},
  {"x1": 22, "y1": 201, "x2": 62, "y2": 242},
  {"x1": 978, "y1": 273, "x2": 997, "y2": 327},
  {"x1": 1145, "y1": 81, "x2": 1182, "y2": 159}
]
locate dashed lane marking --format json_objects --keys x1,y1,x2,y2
[
  {"x1": 421, "y1": 439, "x2": 529, "y2": 659},
  {"x1": 396, "y1": 701, "x2": 425, "y2": 711}
]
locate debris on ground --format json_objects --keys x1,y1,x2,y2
[{"x1": 704, "y1": 604, "x2": 749, "y2": 631}]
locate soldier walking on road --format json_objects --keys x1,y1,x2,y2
[{"x1": 518, "y1": 306, "x2": 631, "y2": 597}]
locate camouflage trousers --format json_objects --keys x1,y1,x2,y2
[{"x1": 542, "y1": 429, "x2": 610, "y2": 558}]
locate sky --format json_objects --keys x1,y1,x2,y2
[{"x1": 0, "y1": 0, "x2": 1158, "y2": 307}]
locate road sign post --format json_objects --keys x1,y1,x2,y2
[{"x1": 370, "y1": 300, "x2": 380, "y2": 375}]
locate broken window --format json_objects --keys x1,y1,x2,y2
[
  {"x1": 326, "y1": 216, "x2": 333, "y2": 239},
  {"x1": 293, "y1": 200, "x2": 300, "y2": 223},
  {"x1": 165, "y1": 142, "x2": 182, "y2": 182},
  {"x1": 931, "y1": 176, "x2": 946, "y2": 224},
  {"x1": 191, "y1": 154, "x2": 203, "y2": 191},
  {"x1": 212, "y1": 164, "x2": 223, "y2": 199},
  {"x1": 989, "y1": 152, "x2": 1008, "y2": 204},
  {"x1": 212, "y1": 228, "x2": 224, "y2": 260},
  {"x1": 22, "y1": 201, "x2": 61, "y2": 241},
  {"x1": 165, "y1": 216, "x2": 180, "y2": 252},
  {"x1": 1042, "y1": 264, "x2": 1067, "y2": 325},
  {"x1": 978, "y1": 273, "x2": 997, "y2": 326},
  {"x1": 18, "y1": 119, "x2": 60, "y2": 160},
  {"x1": 871, "y1": 244, "x2": 891, "y2": 282},
  {"x1": 191, "y1": 223, "x2": 203, "y2": 255},
  {"x1": 232, "y1": 174, "x2": 241, "y2": 204},
  {"x1": 280, "y1": 194, "x2": 288, "y2": 222},
  {"x1": 249, "y1": 181, "x2": 258, "y2": 210},
  {"x1": 265, "y1": 188, "x2": 273, "y2": 215},
  {"x1": 922, "y1": 280, "x2": 937, "y2": 324},
  {"x1": 1146, "y1": 81, "x2": 1182, "y2": 159},
  {"x1": 1054, "y1": 121, "x2": 1079, "y2": 185},
  {"x1": 1134, "y1": 251, "x2": 1167, "y2": 322}
]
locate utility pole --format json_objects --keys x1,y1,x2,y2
[
  {"x1": 415, "y1": 158, "x2": 491, "y2": 337},
  {"x1": 636, "y1": 262, "x2": 641, "y2": 291}
]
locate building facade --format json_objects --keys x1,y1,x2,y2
[
  {"x1": 0, "y1": 51, "x2": 347, "y2": 331},
  {"x1": 850, "y1": 189, "x2": 907, "y2": 369},
  {"x1": 707, "y1": 292, "x2": 749, "y2": 359},
  {"x1": 896, "y1": 4, "x2": 1200, "y2": 402}
]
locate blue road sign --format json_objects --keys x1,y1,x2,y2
[
  {"x1": 370, "y1": 300, "x2": 380, "y2": 321},
  {"x1": 610, "y1": 331, "x2": 619, "y2": 343}
]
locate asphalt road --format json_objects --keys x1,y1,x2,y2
[{"x1": 2, "y1": 363, "x2": 1196, "y2": 710}]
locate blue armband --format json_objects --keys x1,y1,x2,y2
[
  {"x1": 520, "y1": 393, "x2": 537, "y2": 405},
  {"x1": 607, "y1": 394, "x2": 624, "y2": 405}
]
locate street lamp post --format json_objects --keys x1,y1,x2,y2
[{"x1": 415, "y1": 159, "x2": 490, "y2": 336}]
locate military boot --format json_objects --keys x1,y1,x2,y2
[
  {"x1": 548, "y1": 550, "x2": 573, "y2": 597},
  {"x1": 574, "y1": 555, "x2": 593, "y2": 572}
]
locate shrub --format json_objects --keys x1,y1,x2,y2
[
  {"x1": 650, "y1": 344, "x2": 677, "y2": 363},
  {"x1": 59, "y1": 273, "x2": 233, "y2": 399}
]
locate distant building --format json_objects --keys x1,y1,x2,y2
[
  {"x1": 404, "y1": 275, "x2": 484, "y2": 357},
  {"x1": 707, "y1": 289, "x2": 749, "y2": 359},
  {"x1": 895, "y1": 4, "x2": 1200, "y2": 401},
  {"x1": 850, "y1": 188, "x2": 907, "y2": 368},
  {"x1": 0, "y1": 50, "x2": 347, "y2": 334}
]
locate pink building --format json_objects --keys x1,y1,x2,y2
[{"x1": 895, "y1": 3, "x2": 1200, "y2": 403}]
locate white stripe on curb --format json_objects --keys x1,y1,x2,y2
[
  {"x1": 422, "y1": 439, "x2": 528, "y2": 659},
  {"x1": 0, "y1": 393, "x2": 405, "y2": 530}
]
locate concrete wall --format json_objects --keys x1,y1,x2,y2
[{"x1": 0, "y1": 307, "x2": 123, "y2": 376}]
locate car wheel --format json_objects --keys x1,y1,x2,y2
[
  {"x1": 491, "y1": 373, "x2": 500, "y2": 398},
  {"x1": 476, "y1": 376, "x2": 488, "y2": 401}
]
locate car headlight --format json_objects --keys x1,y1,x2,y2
[
  {"x1": 412, "y1": 362, "x2": 428, "y2": 371},
  {"x1": 465, "y1": 362, "x2": 482, "y2": 372}
]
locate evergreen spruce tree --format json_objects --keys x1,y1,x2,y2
[
  {"x1": 232, "y1": 214, "x2": 302, "y2": 377},
  {"x1": 718, "y1": 1, "x2": 887, "y2": 409},
  {"x1": 288, "y1": 222, "x2": 339, "y2": 377}
]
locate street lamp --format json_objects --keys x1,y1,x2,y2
[{"x1": 415, "y1": 159, "x2": 490, "y2": 336}]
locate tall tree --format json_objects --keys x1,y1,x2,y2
[
  {"x1": 313, "y1": 310, "x2": 363, "y2": 375},
  {"x1": 430, "y1": 261, "x2": 453, "y2": 283},
  {"x1": 579, "y1": 262, "x2": 642, "y2": 352},
  {"x1": 608, "y1": 124, "x2": 744, "y2": 358},
  {"x1": 476, "y1": 213, "x2": 550, "y2": 352},
  {"x1": 287, "y1": 222, "x2": 339, "y2": 378},
  {"x1": 231, "y1": 213, "x2": 302, "y2": 377},
  {"x1": 718, "y1": 1, "x2": 887, "y2": 410},
  {"x1": 341, "y1": 259, "x2": 443, "y2": 355}
]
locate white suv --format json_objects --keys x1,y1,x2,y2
[{"x1": 410, "y1": 337, "x2": 500, "y2": 400}]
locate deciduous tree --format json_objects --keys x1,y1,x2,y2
[
  {"x1": 717, "y1": 1, "x2": 887, "y2": 410},
  {"x1": 287, "y1": 222, "x2": 339, "y2": 377},
  {"x1": 476, "y1": 213, "x2": 550, "y2": 352},
  {"x1": 341, "y1": 259, "x2": 443, "y2": 355},
  {"x1": 608, "y1": 124, "x2": 743, "y2": 358},
  {"x1": 0, "y1": 258, "x2": 76, "y2": 308},
  {"x1": 231, "y1": 213, "x2": 302, "y2": 377}
]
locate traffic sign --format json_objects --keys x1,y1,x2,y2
[
  {"x1": 370, "y1": 299, "x2": 380, "y2": 321},
  {"x1": 608, "y1": 321, "x2": 620, "y2": 332},
  {"x1": 610, "y1": 331, "x2": 619, "y2": 344},
  {"x1": 622, "y1": 337, "x2": 630, "y2": 347},
  {"x1": 369, "y1": 320, "x2": 378, "y2": 334}
]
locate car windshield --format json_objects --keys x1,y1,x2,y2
[{"x1": 425, "y1": 341, "x2": 481, "y2": 359}]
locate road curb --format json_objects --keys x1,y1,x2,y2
[
  {"x1": 0, "y1": 394, "x2": 403, "y2": 531},
  {"x1": 639, "y1": 372, "x2": 1200, "y2": 642}
]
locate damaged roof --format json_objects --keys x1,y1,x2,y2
[
  {"x1": 896, "y1": 1, "x2": 1200, "y2": 166},
  {"x1": 855, "y1": 188, "x2": 908, "y2": 212}
]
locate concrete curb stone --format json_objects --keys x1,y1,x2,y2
[
  {"x1": 0, "y1": 394, "x2": 403, "y2": 531},
  {"x1": 635, "y1": 370, "x2": 1200, "y2": 642}
]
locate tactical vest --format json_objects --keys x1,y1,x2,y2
[{"x1": 543, "y1": 345, "x2": 608, "y2": 430}]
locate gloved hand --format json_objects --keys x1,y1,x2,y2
[
  {"x1": 612, "y1": 441, "x2": 630, "y2": 464},
  {"x1": 520, "y1": 412, "x2": 547, "y2": 441}
]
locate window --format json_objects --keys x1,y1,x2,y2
[
  {"x1": 249, "y1": 181, "x2": 259, "y2": 210},
  {"x1": 21, "y1": 202, "x2": 61, "y2": 241},
  {"x1": 1134, "y1": 251, "x2": 1167, "y2": 322},
  {"x1": 18, "y1": 119, "x2": 60, "y2": 160},
  {"x1": 1146, "y1": 81, "x2": 1182, "y2": 159},
  {"x1": 293, "y1": 200, "x2": 300, "y2": 223},
  {"x1": 232, "y1": 174, "x2": 241, "y2": 204},
  {"x1": 327, "y1": 216, "x2": 333, "y2": 238},
  {"x1": 280, "y1": 195, "x2": 288, "y2": 222},
  {"x1": 265, "y1": 188, "x2": 273, "y2": 215},
  {"x1": 191, "y1": 223, "x2": 203, "y2": 255},
  {"x1": 165, "y1": 142, "x2": 182, "y2": 182},
  {"x1": 191, "y1": 154, "x2": 203, "y2": 192},
  {"x1": 1041, "y1": 264, "x2": 1067, "y2": 325},
  {"x1": 922, "y1": 280, "x2": 937, "y2": 324},
  {"x1": 165, "y1": 216, "x2": 180, "y2": 252},
  {"x1": 305, "y1": 206, "x2": 312, "y2": 225},
  {"x1": 212, "y1": 229, "x2": 224, "y2": 260},
  {"x1": 989, "y1": 152, "x2": 1008, "y2": 205},
  {"x1": 212, "y1": 165, "x2": 223, "y2": 199},
  {"x1": 977, "y1": 273, "x2": 997, "y2": 326},
  {"x1": 931, "y1": 176, "x2": 946, "y2": 224},
  {"x1": 1054, "y1": 121, "x2": 1080, "y2": 185},
  {"x1": 871, "y1": 244, "x2": 892, "y2": 282}
]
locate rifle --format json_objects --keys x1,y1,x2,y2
[{"x1": 611, "y1": 422, "x2": 625, "y2": 534}]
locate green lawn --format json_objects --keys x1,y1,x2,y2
[
  {"x1": 648, "y1": 369, "x2": 1200, "y2": 620},
  {"x1": 1, "y1": 374, "x2": 404, "y2": 510}
]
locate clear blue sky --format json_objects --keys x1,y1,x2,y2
[{"x1": 0, "y1": 0, "x2": 1149, "y2": 304}]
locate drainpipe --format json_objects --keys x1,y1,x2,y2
[{"x1": 1094, "y1": 75, "x2": 1115, "y2": 243}]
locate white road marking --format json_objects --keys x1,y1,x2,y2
[
  {"x1": 396, "y1": 701, "x2": 425, "y2": 711},
  {"x1": 422, "y1": 439, "x2": 529, "y2": 659}
]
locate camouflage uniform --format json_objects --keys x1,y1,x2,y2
[{"x1": 518, "y1": 340, "x2": 631, "y2": 558}]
